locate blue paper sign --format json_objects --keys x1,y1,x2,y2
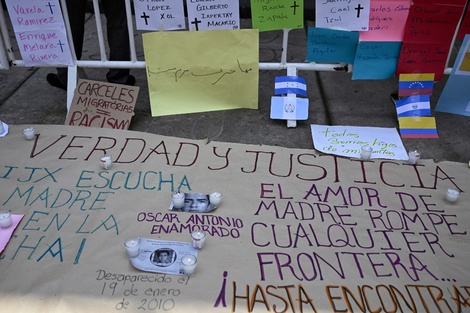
[
  {"x1": 435, "y1": 34, "x2": 470, "y2": 116},
  {"x1": 306, "y1": 27, "x2": 359, "y2": 64},
  {"x1": 352, "y1": 41, "x2": 402, "y2": 80}
]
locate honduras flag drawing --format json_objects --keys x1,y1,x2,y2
[
  {"x1": 395, "y1": 95, "x2": 431, "y2": 117},
  {"x1": 274, "y1": 76, "x2": 307, "y2": 96}
]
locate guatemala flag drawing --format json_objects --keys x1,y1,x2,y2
[
  {"x1": 395, "y1": 95, "x2": 431, "y2": 117},
  {"x1": 274, "y1": 76, "x2": 307, "y2": 96},
  {"x1": 270, "y1": 96, "x2": 308, "y2": 120}
]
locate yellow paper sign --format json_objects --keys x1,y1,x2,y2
[
  {"x1": 143, "y1": 29, "x2": 259, "y2": 116},
  {"x1": 458, "y1": 52, "x2": 470, "y2": 72}
]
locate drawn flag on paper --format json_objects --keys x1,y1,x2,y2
[
  {"x1": 270, "y1": 96, "x2": 309, "y2": 120},
  {"x1": 274, "y1": 76, "x2": 307, "y2": 96},
  {"x1": 398, "y1": 116, "x2": 439, "y2": 138},
  {"x1": 398, "y1": 73, "x2": 434, "y2": 97},
  {"x1": 395, "y1": 95, "x2": 431, "y2": 117}
]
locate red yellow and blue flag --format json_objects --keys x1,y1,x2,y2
[
  {"x1": 398, "y1": 73, "x2": 434, "y2": 97},
  {"x1": 398, "y1": 116, "x2": 439, "y2": 138}
]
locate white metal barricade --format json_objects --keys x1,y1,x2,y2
[
  {"x1": 0, "y1": 0, "x2": 459, "y2": 127},
  {"x1": 0, "y1": 0, "x2": 348, "y2": 128}
]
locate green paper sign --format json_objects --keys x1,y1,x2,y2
[{"x1": 250, "y1": 0, "x2": 304, "y2": 32}]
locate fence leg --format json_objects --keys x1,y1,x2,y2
[
  {"x1": 286, "y1": 65, "x2": 297, "y2": 128},
  {"x1": 66, "y1": 65, "x2": 79, "y2": 113}
]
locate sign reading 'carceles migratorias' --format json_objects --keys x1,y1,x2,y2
[{"x1": 65, "y1": 79, "x2": 139, "y2": 129}]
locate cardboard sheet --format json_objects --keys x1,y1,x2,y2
[{"x1": 0, "y1": 124, "x2": 469, "y2": 313}]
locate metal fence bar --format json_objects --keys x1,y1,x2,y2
[
  {"x1": 125, "y1": 0, "x2": 138, "y2": 63},
  {"x1": 0, "y1": 5, "x2": 14, "y2": 68},
  {"x1": 0, "y1": 32, "x2": 9, "y2": 70},
  {"x1": 92, "y1": 0, "x2": 107, "y2": 63}
]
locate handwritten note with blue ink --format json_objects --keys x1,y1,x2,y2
[{"x1": 307, "y1": 27, "x2": 359, "y2": 64}]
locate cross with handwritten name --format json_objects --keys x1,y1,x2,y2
[
  {"x1": 291, "y1": 1, "x2": 299, "y2": 15},
  {"x1": 46, "y1": 2, "x2": 56, "y2": 14},
  {"x1": 355, "y1": 4, "x2": 364, "y2": 18},
  {"x1": 191, "y1": 18, "x2": 201, "y2": 31},
  {"x1": 141, "y1": 12, "x2": 150, "y2": 25},
  {"x1": 57, "y1": 40, "x2": 65, "y2": 52}
]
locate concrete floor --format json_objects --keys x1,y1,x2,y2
[{"x1": 1, "y1": 13, "x2": 469, "y2": 164}]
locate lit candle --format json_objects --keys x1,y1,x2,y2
[
  {"x1": 408, "y1": 150, "x2": 420, "y2": 164},
  {"x1": 23, "y1": 127, "x2": 35, "y2": 140},
  {"x1": 360, "y1": 146, "x2": 373, "y2": 160},
  {"x1": 100, "y1": 155, "x2": 112, "y2": 170},
  {"x1": 0, "y1": 211, "x2": 12, "y2": 229},
  {"x1": 191, "y1": 229, "x2": 206, "y2": 249},
  {"x1": 209, "y1": 191, "x2": 222, "y2": 207},
  {"x1": 181, "y1": 254, "x2": 197, "y2": 275},
  {"x1": 172, "y1": 191, "x2": 185, "y2": 209},
  {"x1": 124, "y1": 238, "x2": 140, "y2": 258},
  {"x1": 446, "y1": 188, "x2": 460, "y2": 203}
]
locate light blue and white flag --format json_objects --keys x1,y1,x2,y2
[
  {"x1": 270, "y1": 96, "x2": 308, "y2": 120},
  {"x1": 274, "y1": 76, "x2": 307, "y2": 96},
  {"x1": 395, "y1": 95, "x2": 431, "y2": 117}
]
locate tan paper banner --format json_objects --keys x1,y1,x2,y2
[
  {"x1": 143, "y1": 29, "x2": 259, "y2": 117},
  {"x1": 0, "y1": 125, "x2": 469, "y2": 313}
]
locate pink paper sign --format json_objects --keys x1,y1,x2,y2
[
  {"x1": 359, "y1": 0, "x2": 411, "y2": 42},
  {"x1": 396, "y1": 1, "x2": 466, "y2": 80},
  {"x1": 0, "y1": 214, "x2": 24, "y2": 254}
]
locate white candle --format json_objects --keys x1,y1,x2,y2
[
  {"x1": 408, "y1": 150, "x2": 420, "y2": 164},
  {"x1": 124, "y1": 238, "x2": 140, "y2": 258},
  {"x1": 172, "y1": 191, "x2": 185, "y2": 209},
  {"x1": 181, "y1": 254, "x2": 197, "y2": 275},
  {"x1": 23, "y1": 127, "x2": 35, "y2": 140},
  {"x1": 0, "y1": 121, "x2": 5, "y2": 134},
  {"x1": 360, "y1": 146, "x2": 373, "y2": 160},
  {"x1": 209, "y1": 191, "x2": 222, "y2": 207},
  {"x1": 0, "y1": 211, "x2": 12, "y2": 229},
  {"x1": 191, "y1": 229, "x2": 206, "y2": 249},
  {"x1": 100, "y1": 155, "x2": 112, "y2": 170},
  {"x1": 446, "y1": 188, "x2": 460, "y2": 203}
]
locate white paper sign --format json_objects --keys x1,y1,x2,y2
[
  {"x1": 186, "y1": 0, "x2": 240, "y2": 31},
  {"x1": 129, "y1": 238, "x2": 198, "y2": 275},
  {"x1": 5, "y1": 0, "x2": 73, "y2": 66},
  {"x1": 133, "y1": 0, "x2": 186, "y2": 31},
  {"x1": 311, "y1": 124, "x2": 409, "y2": 160},
  {"x1": 315, "y1": 0, "x2": 371, "y2": 31}
]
